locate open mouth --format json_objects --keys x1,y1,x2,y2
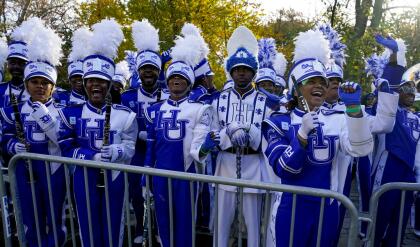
[
  {"x1": 91, "y1": 88, "x2": 103, "y2": 97},
  {"x1": 311, "y1": 90, "x2": 323, "y2": 98}
]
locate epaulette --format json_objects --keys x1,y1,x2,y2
[
  {"x1": 112, "y1": 104, "x2": 132, "y2": 113},
  {"x1": 187, "y1": 99, "x2": 204, "y2": 105},
  {"x1": 263, "y1": 112, "x2": 291, "y2": 136},
  {"x1": 53, "y1": 102, "x2": 66, "y2": 108},
  {"x1": 121, "y1": 88, "x2": 137, "y2": 98},
  {"x1": 321, "y1": 108, "x2": 344, "y2": 115}
]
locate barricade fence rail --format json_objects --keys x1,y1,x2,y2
[{"x1": 0, "y1": 153, "x2": 417, "y2": 247}]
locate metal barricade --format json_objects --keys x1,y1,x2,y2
[
  {"x1": 366, "y1": 182, "x2": 420, "y2": 247},
  {"x1": 0, "y1": 153, "x2": 361, "y2": 247}
]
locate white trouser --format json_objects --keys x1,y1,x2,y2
[{"x1": 215, "y1": 189, "x2": 261, "y2": 247}]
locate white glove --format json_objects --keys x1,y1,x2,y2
[
  {"x1": 93, "y1": 153, "x2": 102, "y2": 161},
  {"x1": 297, "y1": 112, "x2": 319, "y2": 139},
  {"x1": 14, "y1": 142, "x2": 27, "y2": 154},
  {"x1": 230, "y1": 129, "x2": 249, "y2": 147},
  {"x1": 100, "y1": 144, "x2": 123, "y2": 163},
  {"x1": 31, "y1": 102, "x2": 55, "y2": 131}
]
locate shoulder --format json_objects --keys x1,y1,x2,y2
[
  {"x1": 320, "y1": 108, "x2": 345, "y2": 116},
  {"x1": 112, "y1": 103, "x2": 132, "y2": 113},
  {"x1": 263, "y1": 111, "x2": 291, "y2": 134},
  {"x1": 61, "y1": 103, "x2": 85, "y2": 117},
  {"x1": 0, "y1": 82, "x2": 8, "y2": 93},
  {"x1": 121, "y1": 88, "x2": 137, "y2": 99}
]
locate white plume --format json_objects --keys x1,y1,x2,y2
[
  {"x1": 171, "y1": 34, "x2": 202, "y2": 67},
  {"x1": 181, "y1": 23, "x2": 201, "y2": 37},
  {"x1": 68, "y1": 27, "x2": 92, "y2": 62},
  {"x1": 11, "y1": 17, "x2": 45, "y2": 44},
  {"x1": 293, "y1": 29, "x2": 330, "y2": 65},
  {"x1": 0, "y1": 37, "x2": 8, "y2": 66},
  {"x1": 132, "y1": 19, "x2": 160, "y2": 52},
  {"x1": 273, "y1": 52, "x2": 288, "y2": 76},
  {"x1": 227, "y1": 26, "x2": 258, "y2": 57},
  {"x1": 27, "y1": 21, "x2": 63, "y2": 66},
  {"x1": 181, "y1": 22, "x2": 209, "y2": 62},
  {"x1": 115, "y1": 60, "x2": 130, "y2": 80},
  {"x1": 90, "y1": 18, "x2": 123, "y2": 59}
]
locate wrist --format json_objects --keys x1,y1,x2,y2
[{"x1": 346, "y1": 105, "x2": 362, "y2": 117}]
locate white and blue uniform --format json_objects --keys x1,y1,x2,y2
[
  {"x1": 371, "y1": 107, "x2": 420, "y2": 246},
  {"x1": 57, "y1": 102, "x2": 137, "y2": 247},
  {"x1": 121, "y1": 86, "x2": 168, "y2": 238},
  {"x1": 211, "y1": 87, "x2": 271, "y2": 247},
  {"x1": 144, "y1": 97, "x2": 211, "y2": 247},
  {"x1": 262, "y1": 107, "x2": 373, "y2": 247},
  {"x1": 0, "y1": 81, "x2": 30, "y2": 107},
  {"x1": 1, "y1": 98, "x2": 66, "y2": 246}
]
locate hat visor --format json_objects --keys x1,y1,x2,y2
[
  {"x1": 25, "y1": 73, "x2": 55, "y2": 85},
  {"x1": 8, "y1": 54, "x2": 28, "y2": 62},
  {"x1": 84, "y1": 74, "x2": 111, "y2": 82},
  {"x1": 230, "y1": 63, "x2": 255, "y2": 73}
]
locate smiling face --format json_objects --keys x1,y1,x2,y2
[
  {"x1": 296, "y1": 76, "x2": 328, "y2": 110},
  {"x1": 25, "y1": 76, "x2": 54, "y2": 103},
  {"x1": 69, "y1": 75, "x2": 83, "y2": 94},
  {"x1": 325, "y1": 77, "x2": 340, "y2": 103},
  {"x1": 85, "y1": 77, "x2": 109, "y2": 107},
  {"x1": 258, "y1": 80, "x2": 276, "y2": 94},
  {"x1": 7, "y1": 57, "x2": 27, "y2": 81},
  {"x1": 139, "y1": 64, "x2": 159, "y2": 89},
  {"x1": 167, "y1": 74, "x2": 190, "y2": 100}
]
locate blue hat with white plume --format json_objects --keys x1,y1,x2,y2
[
  {"x1": 273, "y1": 52, "x2": 288, "y2": 88},
  {"x1": 113, "y1": 60, "x2": 130, "y2": 88},
  {"x1": 0, "y1": 38, "x2": 8, "y2": 82},
  {"x1": 132, "y1": 19, "x2": 161, "y2": 71},
  {"x1": 7, "y1": 18, "x2": 42, "y2": 61},
  {"x1": 226, "y1": 26, "x2": 258, "y2": 74},
  {"x1": 316, "y1": 23, "x2": 346, "y2": 79},
  {"x1": 83, "y1": 18, "x2": 123, "y2": 82},
  {"x1": 24, "y1": 18, "x2": 63, "y2": 84},
  {"x1": 288, "y1": 29, "x2": 330, "y2": 94},
  {"x1": 166, "y1": 34, "x2": 202, "y2": 85},
  {"x1": 256, "y1": 38, "x2": 277, "y2": 84},
  {"x1": 181, "y1": 23, "x2": 213, "y2": 81},
  {"x1": 68, "y1": 27, "x2": 92, "y2": 79}
]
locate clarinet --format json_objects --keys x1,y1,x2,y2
[
  {"x1": 96, "y1": 93, "x2": 112, "y2": 188},
  {"x1": 10, "y1": 93, "x2": 34, "y2": 183}
]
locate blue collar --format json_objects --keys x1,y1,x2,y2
[
  {"x1": 293, "y1": 108, "x2": 306, "y2": 117},
  {"x1": 322, "y1": 101, "x2": 337, "y2": 109},
  {"x1": 28, "y1": 97, "x2": 53, "y2": 107},
  {"x1": 232, "y1": 87, "x2": 255, "y2": 99},
  {"x1": 87, "y1": 101, "x2": 107, "y2": 114},
  {"x1": 140, "y1": 86, "x2": 159, "y2": 98},
  {"x1": 71, "y1": 90, "x2": 85, "y2": 100},
  {"x1": 167, "y1": 96, "x2": 188, "y2": 107},
  {"x1": 9, "y1": 82, "x2": 25, "y2": 90}
]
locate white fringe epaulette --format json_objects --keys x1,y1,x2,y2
[
  {"x1": 227, "y1": 26, "x2": 258, "y2": 57},
  {"x1": 68, "y1": 27, "x2": 92, "y2": 62},
  {"x1": 27, "y1": 20, "x2": 63, "y2": 66},
  {"x1": 90, "y1": 18, "x2": 123, "y2": 59},
  {"x1": 293, "y1": 29, "x2": 330, "y2": 65},
  {"x1": 132, "y1": 19, "x2": 160, "y2": 53}
]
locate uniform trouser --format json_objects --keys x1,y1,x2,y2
[
  {"x1": 215, "y1": 189, "x2": 262, "y2": 247},
  {"x1": 74, "y1": 168, "x2": 125, "y2": 247},
  {"x1": 275, "y1": 194, "x2": 339, "y2": 247},
  {"x1": 128, "y1": 173, "x2": 144, "y2": 238},
  {"x1": 336, "y1": 156, "x2": 371, "y2": 243},
  {"x1": 153, "y1": 176, "x2": 196, "y2": 247},
  {"x1": 372, "y1": 155, "x2": 415, "y2": 247},
  {"x1": 414, "y1": 194, "x2": 420, "y2": 232},
  {"x1": 17, "y1": 162, "x2": 66, "y2": 247}
]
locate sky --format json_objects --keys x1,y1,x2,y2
[{"x1": 256, "y1": 0, "x2": 420, "y2": 20}]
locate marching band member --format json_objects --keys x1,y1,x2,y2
[
  {"x1": 262, "y1": 28, "x2": 397, "y2": 246},
  {"x1": 57, "y1": 19, "x2": 137, "y2": 247},
  {"x1": 212, "y1": 26, "x2": 271, "y2": 247},
  {"x1": 121, "y1": 19, "x2": 168, "y2": 245},
  {"x1": 144, "y1": 31, "x2": 217, "y2": 247},
  {"x1": 371, "y1": 34, "x2": 420, "y2": 246},
  {"x1": 1, "y1": 17, "x2": 66, "y2": 246}
]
